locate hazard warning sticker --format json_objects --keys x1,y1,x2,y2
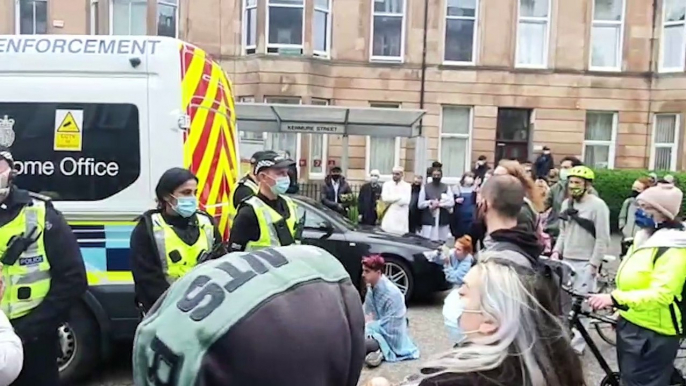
[{"x1": 54, "y1": 110, "x2": 83, "y2": 152}]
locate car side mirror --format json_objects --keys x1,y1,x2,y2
[{"x1": 318, "y1": 220, "x2": 334, "y2": 235}]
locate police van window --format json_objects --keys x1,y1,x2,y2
[{"x1": 0, "y1": 103, "x2": 140, "y2": 201}]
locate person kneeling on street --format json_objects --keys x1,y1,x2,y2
[
  {"x1": 363, "y1": 255, "x2": 419, "y2": 368},
  {"x1": 133, "y1": 245, "x2": 365, "y2": 386},
  {"x1": 589, "y1": 183, "x2": 686, "y2": 386}
]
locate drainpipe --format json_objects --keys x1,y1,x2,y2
[
  {"x1": 414, "y1": 0, "x2": 430, "y2": 177},
  {"x1": 644, "y1": 0, "x2": 658, "y2": 168}
]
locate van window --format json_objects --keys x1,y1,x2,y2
[{"x1": 0, "y1": 103, "x2": 141, "y2": 201}]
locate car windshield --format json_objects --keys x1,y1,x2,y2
[{"x1": 292, "y1": 196, "x2": 357, "y2": 231}]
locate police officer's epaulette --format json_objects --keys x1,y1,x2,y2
[{"x1": 237, "y1": 194, "x2": 255, "y2": 207}]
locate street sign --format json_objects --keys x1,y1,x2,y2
[{"x1": 280, "y1": 123, "x2": 345, "y2": 134}]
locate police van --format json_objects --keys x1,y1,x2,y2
[{"x1": 0, "y1": 35, "x2": 239, "y2": 382}]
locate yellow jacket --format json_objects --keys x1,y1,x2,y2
[{"x1": 613, "y1": 228, "x2": 686, "y2": 336}]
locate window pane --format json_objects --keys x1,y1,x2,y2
[
  {"x1": 662, "y1": 24, "x2": 685, "y2": 69},
  {"x1": 314, "y1": 10, "x2": 328, "y2": 52},
  {"x1": 246, "y1": 8, "x2": 257, "y2": 46},
  {"x1": 655, "y1": 115, "x2": 677, "y2": 144},
  {"x1": 447, "y1": 0, "x2": 476, "y2": 17},
  {"x1": 585, "y1": 112, "x2": 614, "y2": 141},
  {"x1": 591, "y1": 25, "x2": 620, "y2": 67},
  {"x1": 584, "y1": 145, "x2": 611, "y2": 169},
  {"x1": 310, "y1": 134, "x2": 325, "y2": 174},
  {"x1": 517, "y1": 21, "x2": 547, "y2": 65},
  {"x1": 374, "y1": 0, "x2": 403, "y2": 14},
  {"x1": 654, "y1": 147, "x2": 673, "y2": 170},
  {"x1": 34, "y1": 0, "x2": 47, "y2": 34},
  {"x1": 131, "y1": 2, "x2": 148, "y2": 35},
  {"x1": 442, "y1": 107, "x2": 470, "y2": 135},
  {"x1": 112, "y1": 1, "x2": 130, "y2": 35},
  {"x1": 247, "y1": 0, "x2": 257, "y2": 6},
  {"x1": 315, "y1": 0, "x2": 329, "y2": 9},
  {"x1": 594, "y1": 0, "x2": 623, "y2": 21},
  {"x1": 268, "y1": 7, "x2": 303, "y2": 45},
  {"x1": 311, "y1": 98, "x2": 329, "y2": 105},
  {"x1": 270, "y1": 0, "x2": 303, "y2": 5},
  {"x1": 370, "y1": 137, "x2": 395, "y2": 175},
  {"x1": 265, "y1": 97, "x2": 300, "y2": 104},
  {"x1": 372, "y1": 16, "x2": 402, "y2": 57},
  {"x1": 1, "y1": 103, "x2": 141, "y2": 201},
  {"x1": 303, "y1": 208, "x2": 326, "y2": 228},
  {"x1": 496, "y1": 109, "x2": 530, "y2": 141},
  {"x1": 269, "y1": 133, "x2": 297, "y2": 160},
  {"x1": 445, "y1": 19, "x2": 475, "y2": 62},
  {"x1": 157, "y1": 4, "x2": 177, "y2": 37},
  {"x1": 19, "y1": 0, "x2": 35, "y2": 34},
  {"x1": 441, "y1": 137, "x2": 468, "y2": 178},
  {"x1": 665, "y1": 0, "x2": 686, "y2": 22},
  {"x1": 520, "y1": 0, "x2": 549, "y2": 17}
]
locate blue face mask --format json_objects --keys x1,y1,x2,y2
[
  {"x1": 271, "y1": 176, "x2": 290, "y2": 195},
  {"x1": 173, "y1": 196, "x2": 198, "y2": 218},
  {"x1": 635, "y1": 208, "x2": 656, "y2": 229},
  {"x1": 443, "y1": 290, "x2": 480, "y2": 345}
]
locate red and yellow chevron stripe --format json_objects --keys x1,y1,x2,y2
[{"x1": 179, "y1": 43, "x2": 238, "y2": 240}]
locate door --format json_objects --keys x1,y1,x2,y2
[{"x1": 495, "y1": 108, "x2": 531, "y2": 163}]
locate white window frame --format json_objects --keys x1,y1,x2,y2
[
  {"x1": 443, "y1": 0, "x2": 479, "y2": 65},
  {"x1": 243, "y1": 0, "x2": 257, "y2": 54},
  {"x1": 369, "y1": 0, "x2": 407, "y2": 63},
  {"x1": 90, "y1": 0, "x2": 99, "y2": 35},
  {"x1": 659, "y1": 0, "x2": 686, "y2": 73},
  {"x1": 14, "y1": 0, "x2": 48, "y2": 35},
  {"x1": 650, "y1": 113, "x2": 681, "y2": 171},
  {"x1": 109, "y1": 0, "x2": 148, "y2": 35},
  {"x1": 313, "y1": 0, "x2": 332, "y2": 58},
  {"x1": 308, "y1": 98, "x2": 330, "y2": 179},
  {"x1": 514, "y1": 0, "x2": 552, "y2": 69},
  {"x1": 438, "y1": 106, "x2": 473, "y2": 184},
  {"x1": 264, "y1": 97, "x2": 302, "y2": 173},
  {"x1": 157, "y1": 0, "x2": 179, "y2": 38},
  {"x1": 266, "y1": 0, "x2": 305, "y2": 55},
  {"x1": 582, "y1": 111, "x2": 617, "y2": 170},
  {"x1": 589, "y1": 0, "x2": 626, "y2": 71},
  {"x1": 365, "y1": 102, "x2": 402, "y2": 180}
]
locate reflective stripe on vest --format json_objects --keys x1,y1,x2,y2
[
  {"x1": 0, "y1": 200, "x2": 51, "y2": 320},
  {"x1": 151, "y1": 212, "x2": 214, "y2": 283},
  {"x1": 245, "y1": 196, "x2": 298, "y2": 252},
  {"x1": 227, "y1": 176, "x2": 259, "y2": 224}
]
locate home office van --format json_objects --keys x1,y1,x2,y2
[{"x1": 0, "y1": 35, "x2": 239, "y2": 383}]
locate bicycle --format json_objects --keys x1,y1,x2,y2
[
  {"x1": 592, "y1": 255, "x2": 619, "y2": 346},
  {"x1": 551, "y1": 257, "x2": 686, "y2": 386}
]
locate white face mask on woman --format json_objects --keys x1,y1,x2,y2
[{"x1": 443, "y1": 290, "x2": 482, "y2": 345}]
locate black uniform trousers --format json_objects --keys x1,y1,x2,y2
[{"x1": 11, "y1": 331, "x2": 60, "y2": 386}]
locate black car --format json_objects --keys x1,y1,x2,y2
[{"x1": 292, "y1": 195, "x2": 450, "y2": 299}]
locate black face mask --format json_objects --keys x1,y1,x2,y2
[
  {"x1": 432, "y1": 177, "x2": 442, "y2": 184},
  {"x1": 630, "y1": 190, "x2": 640, "y2": 198},
  {"x1": 331, "y1": 175, "x2": 341, "y2": 181}
]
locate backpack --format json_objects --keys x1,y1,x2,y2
[
  {"x1": 559, "y1": 200, "x2": 596, "y2": 239},
  {"x1": 653, "y1": 246, "x2": 686, "y2": 336}
]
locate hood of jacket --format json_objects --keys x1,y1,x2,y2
[{"x1": 482, "y1": 228, "x2": 543, "y2": 268}]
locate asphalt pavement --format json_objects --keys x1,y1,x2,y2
[{"x1": 76, "y1": 235, "x2": 633, "y2": 386}]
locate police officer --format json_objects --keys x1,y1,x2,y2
[
  {"x1": 227, "y1": 151, "x2": 278, "y2": 225},
  {"x1": 130, "y1": 167, "x2": 225, "y2": 313},
  {"x1": 228, "y1": 152, "x2": 303, "y2": 252},
  {"x1": 0, "y1": 148, "x2": 88, "y2": 386}
]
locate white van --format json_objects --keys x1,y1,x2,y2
[{"x1": 0, "y1": 35, "x2": 239, "y2": 383}]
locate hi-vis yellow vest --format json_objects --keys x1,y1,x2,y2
[
  {"x1": 245, "y1": 196, "x2": 298, "y2": 251},
  {"x1": 150, "y1": 212, "x2": 215, "y2": 282},
  {"x1": 0, "y1": 200, "x2": 50, "y2": 320},
  {"x1": 227, "y1": 176, "x2": 259, "y2": 226}
]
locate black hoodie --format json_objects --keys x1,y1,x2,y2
[{"x1": 483, "y1": 228, "x2": 543, "y2": 268}]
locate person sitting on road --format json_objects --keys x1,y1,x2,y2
[
  {"x1": 435, "y1": 235, "x2": 474, "y2": 287},
  {"x1": 589, "y1": 184, "x2": 686, "y2": 386},
  {"x1": 132, "y1": 245, "x2": 366, "y2": 386},
  {"x1": 363, "y1": 255, "x2": 419, "y2": 368},
  {"x1": 389, "y1": 258, "x2": 584, "y2": 386}
]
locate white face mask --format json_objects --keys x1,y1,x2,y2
[
  {"x1": 443, "y1": 290, "x2": 482, "y2": 345},
  {"x1": 370, "y1": 176, "x2": 379, "y2": 183}
]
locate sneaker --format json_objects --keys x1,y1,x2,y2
[{"x1": 365, "y1": 350, "x2": 383, "y2": 368}]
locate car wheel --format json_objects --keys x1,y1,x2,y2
[
  {"x1": 58, "y1": 303, "x2": 101, "y2": 384},
  {"x1": 384, "y1": 256, "x2": 414, "y2": 300}
]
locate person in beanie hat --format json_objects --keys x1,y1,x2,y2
[
  {"x1": 589, "y1": 184, "x2": 686, "y2": 386},
  {"x1": 130, "y1": 167, "x2": 224, "y2": 313},
  {"x1": 132, "y1": 244, "x2": 365, "y2": 386}
]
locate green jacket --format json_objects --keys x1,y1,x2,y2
[{"x1": 613, "y1": 229, "x2": 686, "y2": 336}]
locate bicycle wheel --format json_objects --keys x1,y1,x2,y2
[
  {"x1": 677, "y1": 339, "x2": 686, "y2": 360},
  {"x1": 600, "y1": 372, "x2": 621, "y2": 386},
  {"x1": 593, "y1": 280, "x2": 618, "y2": 346}
]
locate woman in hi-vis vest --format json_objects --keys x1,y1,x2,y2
[{"x1": 129, "y1": 168, "x2": 224, "y2": 313}]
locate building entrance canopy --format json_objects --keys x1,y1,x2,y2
[{"x1": 235, "y1": 103, "x2": 426, "y2": 138}]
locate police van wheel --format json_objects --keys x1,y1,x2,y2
[{"x1": 58, "y1": 304, "x2": 100, "y2": 384}]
